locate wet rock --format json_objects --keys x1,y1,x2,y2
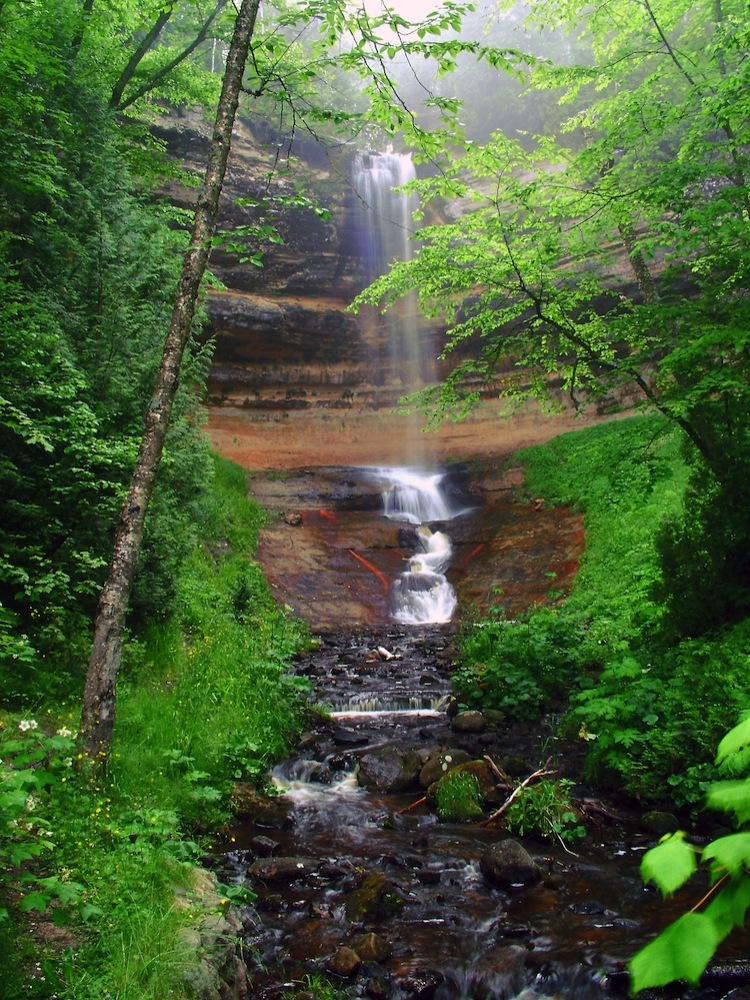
[
  {"x1": 350, "y1": 931, "x2": 392, "y2": 962},
  {"x1": 480, "y1": 839, "x2": 541, "y2": 887},
  {"x1": 250, "y1": 836, "x2": 281, "y2": 858},
  {"x1": 345, "y1": 871, "x2": 407, "y2": 922},
  {"x1": 230, "y1": 784, "x2": 294, "y2": 829},
  {"x1": 247, "y1": 857, "x2": 318, "y2": 882},
  {"x1": 641, "y1": 810, "x2": 680, "y2": 835},
  {"x1": 365, "y1": 978, "x2": 390, "y2": 999},
  {"x1": 451, "y1": 710, "x2": 487, "y2": 734},
  {"x1": 284, "y1": 511, "x2": 303, "y2": 525},
  {"x1": 332, "y1": 725, "x2": 370, "y2": 746},
  {"x1": 358, "y1": 746, "x2": 422, "y2": 793},
  {"x1": 397, "y1": 971, "x2": 445, "y2": 998},
  {"x1": 327, "y1": 945, "x2": 362, "y2": 978},
  {"x1": 570, "y1": 900, "x2": 606, "y2": 915},
  {"x1": 419, "y1": 749, "x2": 472, "y2": 788},
  {"x1": 498, "y1": 754, "x2": 532, "y2": 777}
]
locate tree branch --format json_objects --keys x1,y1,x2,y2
[
  {"x1": 109, "y1": 5, "x2": 175, "y2": 110},
  {"x1": 117, "y1": 0, "x2": 229, "y2": 111}
]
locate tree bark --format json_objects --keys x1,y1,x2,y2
[{"x1": 79, "y1": 0, "x2": 261, "y2": 766}]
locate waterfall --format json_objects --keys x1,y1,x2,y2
[
  {"x1": 381, "y1": 468, "x2": 458, "y2": 625},
  {"x1": 352, "y1": 149, "x2": 417, "y2": 284},
  {"x1": 352, "y1": 149, "x2": 425, "y2": 394}
]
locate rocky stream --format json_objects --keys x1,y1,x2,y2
[{"x1": 203, "y1": 467, "x2": 750, "y2": 1000}]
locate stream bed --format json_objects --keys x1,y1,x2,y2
[{"x1": 212, "y1": 628, "x2": 750, "y2": 1000}]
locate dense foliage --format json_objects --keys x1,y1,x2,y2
[
  {"x1": 0, "y1": 455, "x2": 308, "y2": 998},
  {"x1": 0, "y1": 0, "x2": 223, "y2": 702}
]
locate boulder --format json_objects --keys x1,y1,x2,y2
[
  {"x1": 480, "y1": 839, "x2": 540, "y2": 887},
  {"x1": 344, "y1": 871, "x2": 407, "y2": 922},
  {"x1": 451, "y1": 711, "x2": 487, "y2": 734},
  {"x1": 428, "y1": 759, "x2": 497, "y2": 803},
  {"x1": 326, "y1": 945, "x2": 362, "y2": 978},
  {"x1": 357, "y1": 746, "x2": 423, "y2": 793},
  {"x1": 230, "y1": 783, "x2": 293, "y2": 829},
  {"x1": 418, "y1": 749, "x2": 472, "y2": 788},
  {"x1": 247, "y1": 857, "x2": 318, "y2": 882},
  {"x1": 350, "y1": 931, "x2": 392, "y2": 963}
]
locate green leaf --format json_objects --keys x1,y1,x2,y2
[
  {"x1": 706, "y1": 780, "x2": 750, "y2": 825},
  {"x1": 703, "y1": 834, "x2": 750, "y2": 878},
  {"x1": 630, "y1": 912, "x2": 720, "y2": 991},
  {"x1": 703, "y1": 875, "x2": 750, "y2": 939},
  {"x1": 717, "y1": 716, "x2": 750, "y2": 765},
  {"x1": 640, "y1": 833, "x2": 697, "y2": 896},
  {"x1": 18, "y1": 891, "x2": 51, "y2": 913}
]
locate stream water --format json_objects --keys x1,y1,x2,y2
[{"x1": 213, "y1": 626, "x2": 750, "y2": 1000}]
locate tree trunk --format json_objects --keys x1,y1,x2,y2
[{"x1": 79, "y1": 0, "x2": 261, "y2": 766}]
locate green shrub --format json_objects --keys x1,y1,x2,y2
[
  {"x1": 505, "y1": 778, "x2": 585, "y2": 844},
  {"x1": 454, "y1": 609, "x2": 582, "y2": 719},
  {"x1": 435, "y1": 770, "x2": 484, "y2": 821}
]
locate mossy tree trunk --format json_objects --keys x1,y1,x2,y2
[{"x1": 79, "y1": 0, "x2": 261, "y2": 766}]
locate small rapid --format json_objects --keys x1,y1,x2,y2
[{"x1": 380, "y1": 468, "x2": 459, "y2": 625}]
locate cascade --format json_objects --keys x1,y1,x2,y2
[{"x1": 380, "y1": 467, "x2": 458, "y2": 625}]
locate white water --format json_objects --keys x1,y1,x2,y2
[{"x1": 380, "y1": 468, "x2": 458, "y2": 624}]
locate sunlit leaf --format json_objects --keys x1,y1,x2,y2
[
  {"x1": 630, "y1": 912, "x2": 720, "y2": 991},
  {"x1": 703, "y1": 834, "x2": 750, "y2": 878},
  {"x1": 640, "y1": 832, "x2": 697, "y2": 896},
  {"x1": 716, "y1": 716, "x2": 750, "y2": 765}
]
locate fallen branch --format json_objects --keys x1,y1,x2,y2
[
  {"x1": 397, "y1": 795, "x2": 427, "y2": 815},
  {"x1": 479, "y1": 758, "x2": 555, "y2": 827},
  {"x1": 483, "y1": 755, "x2": 513, "y2": 790}
]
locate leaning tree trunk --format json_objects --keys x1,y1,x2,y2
[{"x1": 79, "y1": 0, "x2": 261, "y2": 765}]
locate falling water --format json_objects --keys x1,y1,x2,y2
[
  {"x1": 352, "y1": 148, "x2": 428, "y2": 425},
  {"x1": 380, "y1": 467, "x2": 458, "y2": 624}
]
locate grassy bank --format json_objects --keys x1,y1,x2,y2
[
  {"x1": 455, "y1": 415, "x2": 750, "y2": 808},
  {"x1": 0, "y1": 456, "x2": 309, "y2": 999}
]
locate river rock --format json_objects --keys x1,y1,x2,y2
[
  {"x1": 396, "y1": 970, "x2": 445, "y2": 998},
  {"x1": 326, "y1": 945, "x2": 362, "y2": 978},
  {"x1": 480, "y1": 839, "x2": 541, "y2": 887},
  {"x1": 344, "y1": 871, "x2": 407, "y2": 922},
  {"x1": 641, "y1": 810, "x2": 680, "y2": 835},
  {"x1": 428, "y1": 759, "x2": 497, "y2": 803},
  {"x1": 451, "y1": 710, "x2": 487, "y2": 734},
  {"x1": 250, "y1": 835, "x2": 281, "y2": 857},
  {"x1": 419, "y1": 749, "x2": 472, "y2": 788},
  {"x1": 230, "y1": 783, "x2": 293, "y2": 828},
  {"x1": 357, "y1": 745, "x2": 422, "y2": 793},
  {"x1": 350, "y1": 931, "x2": 392, "y2": 962},
  {"x1": 247, "y1": 857, "x2": 318, "y2": 882}
]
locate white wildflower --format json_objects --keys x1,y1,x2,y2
[
  {"x1": 63, "y1": 758, "x2": 73, "y2": 768},
  {"x1": 25, "y1": 794, "x2": 37, "y2": 812},
  {"x1": 18, "y1": 719, "x2": 38, "y2": 732},
  {"x1": 56, "y1": 727, "x2": 73, "y2": 738}
]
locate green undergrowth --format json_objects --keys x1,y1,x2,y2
[
  {"x1": 0, "y1": 454, "x2": 309, "y2": 999},
  {"x1": 455, "y1": 415, "x2": 750, "y2": 807}
]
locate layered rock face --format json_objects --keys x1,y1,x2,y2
[
  {"x1": 155, "y1": 109, "x2": 621, "y2": 470},
  {"x1": 155, "y1": 109, "x2": 443, "y2": 414}
]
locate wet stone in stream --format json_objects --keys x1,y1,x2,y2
[{"x1": 212, "y1": 628, "x2": 750, "y2": 999}]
